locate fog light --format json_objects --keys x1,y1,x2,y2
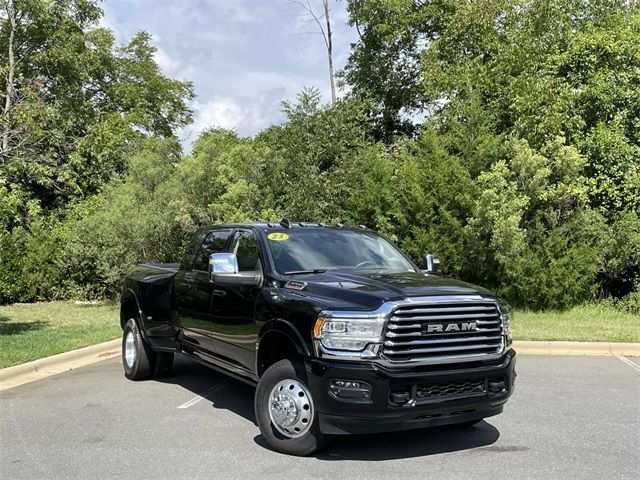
[
  {"x1": 389, "y1": 391, "x2": 411, "y2": 405},
  {"x1": 330, "y1": 380, "x2": 371, "y2": 399},
  {"x1": 488, "y1": 377, "x2": 506, "y2": 393}
]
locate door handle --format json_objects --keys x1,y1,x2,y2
[{"x1": 212, "y1": 289, "x2": 226, "y2": 297}]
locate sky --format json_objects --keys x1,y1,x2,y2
[{"x1": 101, "y1": 0, "x2": 357, "y2": 149}]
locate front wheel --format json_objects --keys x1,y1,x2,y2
[{"x1": 255, "y1": 359, "x2": 329, "y2": 456}]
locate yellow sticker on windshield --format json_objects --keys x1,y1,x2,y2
[{"x1": 267, "y1": 232, "x2": 289, "y2": 241}]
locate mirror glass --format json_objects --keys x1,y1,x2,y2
[
  {"x1": 209, "y1": 252, "x2": 238, "y2": 275},
  {"x1": 423, "y1": 254, "x2": 441, "y2": 275}
]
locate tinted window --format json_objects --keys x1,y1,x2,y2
[
  {"x1": 231, "y1": 230, "x2": 261, "y2": 272},
  {"x1": 180, "y1": 231, "x2": 203, "y2": 267},
  {"x1": 266, "y1": 229, "x2": 416, "y2": 274},
  {"x1": 193, "y1": 229, "x2": 232, "y2": 271}
]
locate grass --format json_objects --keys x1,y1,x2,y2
[
  {"x1": 0, "y1": 301, "x2": 120, "y2": 369},
  {"x1": 0, "y1": 301, "x2": 637, "y2": 369},
  {"x1": 513, "y1": 303, "x2": 639, "y2": 343}
]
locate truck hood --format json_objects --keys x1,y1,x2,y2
[{"x1": 287, "y1": 270, "x2": 495, "y2": 311}]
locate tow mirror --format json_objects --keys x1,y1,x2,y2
[
  {"x1": 209, "y1": 253, "x2": 261, "y2": 286},
  {"x1": 422, "y1": 254, "x2": 441, "y2": 276}
]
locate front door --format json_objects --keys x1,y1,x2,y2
[
  {"x1": 176, "y1": 228, "x2": 233, "y2": 351},
  {"x1": 209, "y1": 228, "x2": 262, "y2": 371}
]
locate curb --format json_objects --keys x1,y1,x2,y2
[
  {"x1": 0, "y1": 339, "x2": 121, "y2": 392},
  {"x1": 513, "y1": 341, "x2": 640, "y2": 356},
  {"x1": 1, "y1": 339, "x2": 638, "y2": 392}
]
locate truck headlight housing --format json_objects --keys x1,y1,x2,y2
[
  {"x1": 313, "y1": 313, "x2": 385, "y2": 353},
  {"x1": 500, "y1": 305, "x2": 512, "y2": 344}
]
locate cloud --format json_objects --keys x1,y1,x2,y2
[
  {"x1": 153, "y1": 47, "x2": 194, "y2": 80},
  {"x1": 179, "y1": 95, "x2": 279, "y2": 147},
  {"x1": 193, "y1": 96, "x2": 266, "y2": 133},
  {"x1": 101, "y1": 0, "x2": 358, "y2": 151}
]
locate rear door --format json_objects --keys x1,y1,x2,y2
[{"x1": 175, "y1": 228, "x2": 233, "y2": 351}]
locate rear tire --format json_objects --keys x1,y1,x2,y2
[
  {"x1": 255, "y1": 359, "x2": 329, "y2": 456},
  {"x1": 122, "y1": 318, "x2": 154, "y2": 380},
  {"x1": 152, "y1": 351, "x2": 174, "y2": 378}
]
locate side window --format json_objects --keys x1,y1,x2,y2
[
  {"x1": 180, "y1": 231, "x2": 203, "y2": 268},
  {"x1": 193, "y1": 229, "x2": 232, "y2": 271},
  {"x1": 231, "y1": 230, "x2": 261, "y2": 272}
]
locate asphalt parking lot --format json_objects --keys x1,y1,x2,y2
[{"x1": 1, "y1": 354, "x2": 638, "y2": 480}]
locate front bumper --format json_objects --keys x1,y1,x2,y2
[{"x1": 305, "y1": 349, "x2": 516, "y2": 435}]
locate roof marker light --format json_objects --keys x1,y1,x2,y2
[{"x1": 279, "y1": 218, "x2": 292, "y2": 229}]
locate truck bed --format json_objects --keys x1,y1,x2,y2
[
  {"x1": 140, "y1": 262, "x2": 180, "y2": 271},
  {"x1": 124, "y1": 263, "x2": 180, "y2": 286}
]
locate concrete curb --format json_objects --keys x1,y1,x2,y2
[
  {"x1": 0, "y1": 339, "x2": 120, "y2": 392},
  {"x1": 513, "y1": 341, "x2": 640, "y2": 356},
  {"x1": 1, "y1": 339, "x2": 638, "y2": 392}
]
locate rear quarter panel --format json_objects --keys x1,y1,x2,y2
[{"x1": 122, "y1": 265, "x2": 178, "y2": 349}]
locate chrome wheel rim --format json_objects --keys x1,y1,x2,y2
[
  {"x1": 268, "y1": 379, "x2": 314, "y2": 438},
  {"x1": 124, "y1": 331, "x2": 136, "y2": 368}
]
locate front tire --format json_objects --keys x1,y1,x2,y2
[{"x1": 255, "y1": 359, "x2": 329, "y2": 456}]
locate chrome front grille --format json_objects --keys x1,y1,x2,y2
[{"x1": 382, "y1": 300, "x2": 504, "y2": 364}]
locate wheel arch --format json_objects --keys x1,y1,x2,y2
[
  {"x1": 120, "y1": 289, "x2": 144, "y2": 332},
  {"x1": 256, "y1": 319, "x2": 311, "y2": 378}
]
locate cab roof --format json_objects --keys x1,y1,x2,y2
[{"x1": 198, "y1": 219, "x2": 371, "y2": 233}]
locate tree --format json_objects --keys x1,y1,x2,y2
[
  {"x1": 294, "y1": 0, "x2": 337, "y2": 104},
  {"x1": 1, "y1": 0, "x2": 15, "y2": 153},
  {"x1": 0, "y1": 0, "x2": 194, "y2": 230},
  {"x1": 343, "y1": 0, "x2": 447, "y2": 140}
]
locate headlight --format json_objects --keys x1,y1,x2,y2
[
  {"x1": 313, "y1": 314, "x2": 385, "y2": 352},
  {"x1": 500, "y1": 305, "x2": 512, "y2": 344}
]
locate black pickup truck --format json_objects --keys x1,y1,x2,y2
[{"x1": 120, "y1": 220, "x2": 516, "y2": 455}]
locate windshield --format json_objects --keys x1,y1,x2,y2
[{"x1": 265, "y1": 229, "x2": 417, "y2": 274}]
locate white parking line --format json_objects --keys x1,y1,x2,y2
[
  {"x1": 616, "y1": 356, "x2": 640, "y2": 374},
  {"x1": 177, "y1": 379, "x2": 230, "y2": 409}
]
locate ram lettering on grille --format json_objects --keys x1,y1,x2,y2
[{"x1": 383, "y1": 301, "x2": 504, "y2": 363}]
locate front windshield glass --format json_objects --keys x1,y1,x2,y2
[{"x1": 265, "y1": 229, "x2": 417, "y2": 274}]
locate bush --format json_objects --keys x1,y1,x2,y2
[
  {"x1": 0, "y1": 223, "x2": 66, "y2": 303},
  {"x1": 0, "y1": 229, "x2": 34, "y2": 303},
  {"x1": 616, "y1": 284, "x2": 640, "y2": 316}
]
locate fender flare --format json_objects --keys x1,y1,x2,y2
[
  {"x1": 255, "y1": 318, "x2": 311, "y2": 375},
  {"x1": 120, "y1": 288, "x2": 146, "y2": 335}
]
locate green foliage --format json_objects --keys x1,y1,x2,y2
[
  {"x1": 617, "y1": 287, "x2": 640, "y2": 316},
  {"x1": 172, "y1": 129, "x2": 277, "y2": 227},
  {"x1": 342, "y1": 0, "x2": 442, "y2": 138},
  {"x1": 0, "y1": 0, "x2": 194, "y2": 230},
  {"x1": 0, "y1": 229, "x2": 33, "y2": 303},
  {"x1": 600, "y1": 211, "x2": 640, "y2": 297},
  {"x1": 0, "y1": 0, "x2": 193, "y2": 302},
  {"x1": 336, "y1": 142, "x2": 400, "y2": 236},
  {"x1": 2, "y1": 0, "x2": 638, "y2": 312},
  {"x1": 464, "y1": 138, "x2": 605, "y2": 308},
  {"x1": 256, "y1": 88, "x2": 374, "y2": 221},
  {"x1": 60, "y1": 138, "x2": 187, "y2": 298},
  {"x1": 392, "y1": 130, "x2": 474, "y2": 278}
]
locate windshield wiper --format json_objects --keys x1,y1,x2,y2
[{"x1": 283, "y1": 269, "x2": 327, "y2": 275}]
